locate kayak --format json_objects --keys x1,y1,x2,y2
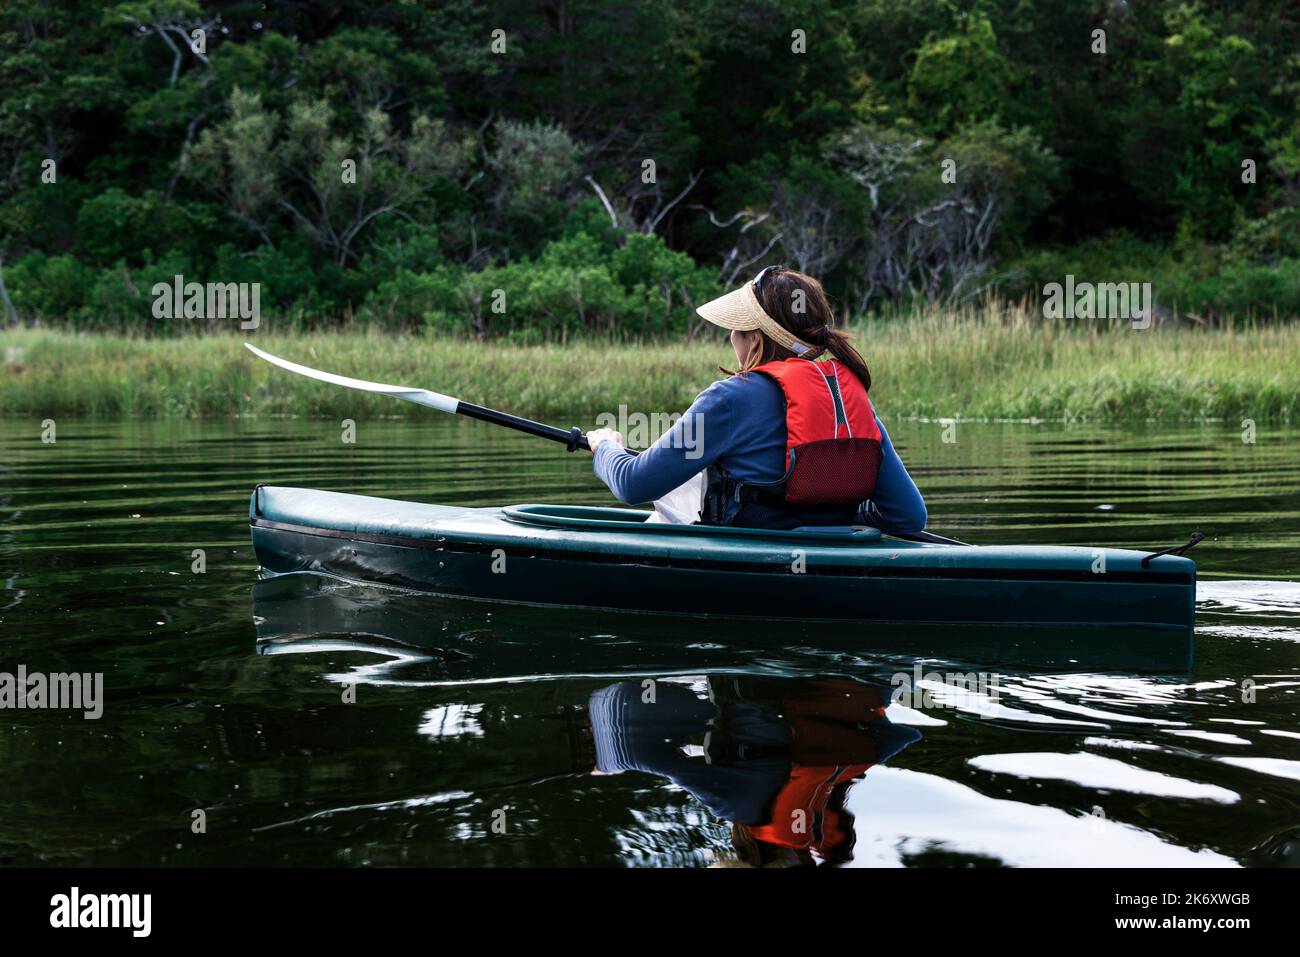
[{"x1": 248, "y1": 485, "x2": 1197, "y2": 632}]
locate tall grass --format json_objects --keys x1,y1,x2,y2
[
  {"x1": 2, "y1": 305, "x2": 1298, "y2": 422},
  {"x1": 861, "y1": 304, "x2": 1300, "y2": 422}
]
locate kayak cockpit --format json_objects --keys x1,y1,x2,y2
[{"x1": 501, "y1": 503, "x2": 885, "y2": 544}]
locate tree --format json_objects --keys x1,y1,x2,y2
[
  {"x1": 907, "y1": 9, "x2": 1015, "y2": 136},
  {"x1": 188, "y1": 89, "x2": 474, "y2": 267}
]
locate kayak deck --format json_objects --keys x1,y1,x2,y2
[{"x1": 248, "y1": 485, "x2": 1196, "y2": 632}]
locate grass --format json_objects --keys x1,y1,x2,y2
[{"x1": 2, "y1": 304, "x2": 1299, "y2": 422}]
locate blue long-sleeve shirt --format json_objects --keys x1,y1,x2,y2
[{"x1": 592, "y1": 372, "x2": 927, "y2": 532}]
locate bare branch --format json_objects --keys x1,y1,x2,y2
[
  {"x1": 584, "y1": 175, "x2": 619, "y2": 229},
  {"x1": 645, "y1": 169, "x2": 701, "y2": 234}
]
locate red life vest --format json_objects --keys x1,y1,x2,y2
[{"x1": 752, "y1": 358, "x2": 883, "y2": 508}]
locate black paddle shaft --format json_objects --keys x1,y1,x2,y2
[{"x1": 456, "y1": 401, "x2": 590, "y2": 451}]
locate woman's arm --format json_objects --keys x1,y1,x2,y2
[
  {"x1": 857, "y1": 416, "x2": 927, "y2": 533},
  {"x1": 591, "y1": 384, "x2": 732, "y2": 505}
]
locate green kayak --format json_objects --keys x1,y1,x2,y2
[{"x1": 248, "y1": 485, "x2": 1197, "y2": 632}]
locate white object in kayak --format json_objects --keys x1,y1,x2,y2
[{"x1": 646, "y1": 471, "x2": 706, "y2": 524}]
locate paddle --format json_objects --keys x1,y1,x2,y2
[{"x1": 244, "y1": 342, "x2": 590, "y2": 451}]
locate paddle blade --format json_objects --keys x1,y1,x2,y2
[{"x1": 244, "y1": 343, "x2": 458, "y2": 413}]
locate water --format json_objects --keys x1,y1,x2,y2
[{"x1": 1, "y1": 417, "x2": 1298, "y2": 867}]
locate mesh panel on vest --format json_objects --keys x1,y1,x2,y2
[{"x1": 783, "y1": 438, "x2": 882, "y2": 506}]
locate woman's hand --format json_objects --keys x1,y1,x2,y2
[{"x1": 585, "y1": 428, "x2": 625, "y2": 453}]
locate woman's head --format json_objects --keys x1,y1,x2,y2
[{"x1": 700, "y1": 265, "x2": 872, "y2": 390}]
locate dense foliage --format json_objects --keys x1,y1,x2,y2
[{"x1": 1, "y1": 0, "x2": 1298, "y2": 334}]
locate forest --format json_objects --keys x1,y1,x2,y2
[{"x1": 1, "y1": 0, "x2": 1298, "y2": 338}]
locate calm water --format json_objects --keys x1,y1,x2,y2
[{"x1": 1, "y1": 417, "x2": 1298, "y2": 867}]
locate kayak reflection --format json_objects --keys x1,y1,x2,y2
[
  {"x1": 251, "y1": 572, "x2": 1193, "y2": 676},
  {"x1": 587, "y1": 675, "x2": 919, "y2": 867}
]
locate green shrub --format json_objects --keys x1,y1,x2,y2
[
  {"x1": 357, "y1": 230, "x2": 720, "y2": 338},
  {"x1": 1184, "y1": 259, "x2": 1300, "y2": 320},
  {"x1": 1227, "y1": 208, "x2": 1300, "y2": 266},
  {"x1": 74, "y1": 189, "x2": 188, "y2": 267},
  {"x1": 7, "y1": 253, "x2": 97, "y2": 318}
]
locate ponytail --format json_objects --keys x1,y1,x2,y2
[
  {"x1": 822, "y1": 328, "x2": 872, "y2": 393},
  {"x1": 724, "y1": 267, "x2": 872, "y2": 393}
]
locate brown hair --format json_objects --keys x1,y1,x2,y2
[{"x1": 724, "y1": 268, "x2": 872, "y2": 391}]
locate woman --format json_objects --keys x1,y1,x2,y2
[{"x1": 586, "y1": 266, "x2": 927, "y2": 531}]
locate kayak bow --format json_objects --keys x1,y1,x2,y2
[{"x1": 248, "y1": 486, "x2": 1197, "y2": 633}]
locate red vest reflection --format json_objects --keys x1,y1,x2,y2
[{"x1": 587, "y1": 674, "x2": 919, "y2": 867}]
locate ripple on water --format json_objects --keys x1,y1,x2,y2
[{"x1": 0, "y1": 419, "x2": 1297, "y2": 866}]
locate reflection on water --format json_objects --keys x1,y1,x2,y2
[
  {"x1": 250, "y1": 664, "x2": 923, "y2": 868},
  {"x1": 249, "y1": 574, "x2": 1298, "y2": 867},
  {"x1": 252, "y1": 574, "x2": 1197, "y2": 676},
  {"x1": 1, "y1": 418, "x2": 1298, "y2": 866}
]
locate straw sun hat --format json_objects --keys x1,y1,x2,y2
[{"x1": 695, "y1": 265, "x2": 818, "y2": 356}]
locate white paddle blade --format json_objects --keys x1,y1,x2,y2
[{"x1": 244, "y1": 343, "x2": 459, "y2": 413}]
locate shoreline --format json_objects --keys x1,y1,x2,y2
[{"x1": 4, "y1": 318, "x2": 1298, "y2": 423}]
